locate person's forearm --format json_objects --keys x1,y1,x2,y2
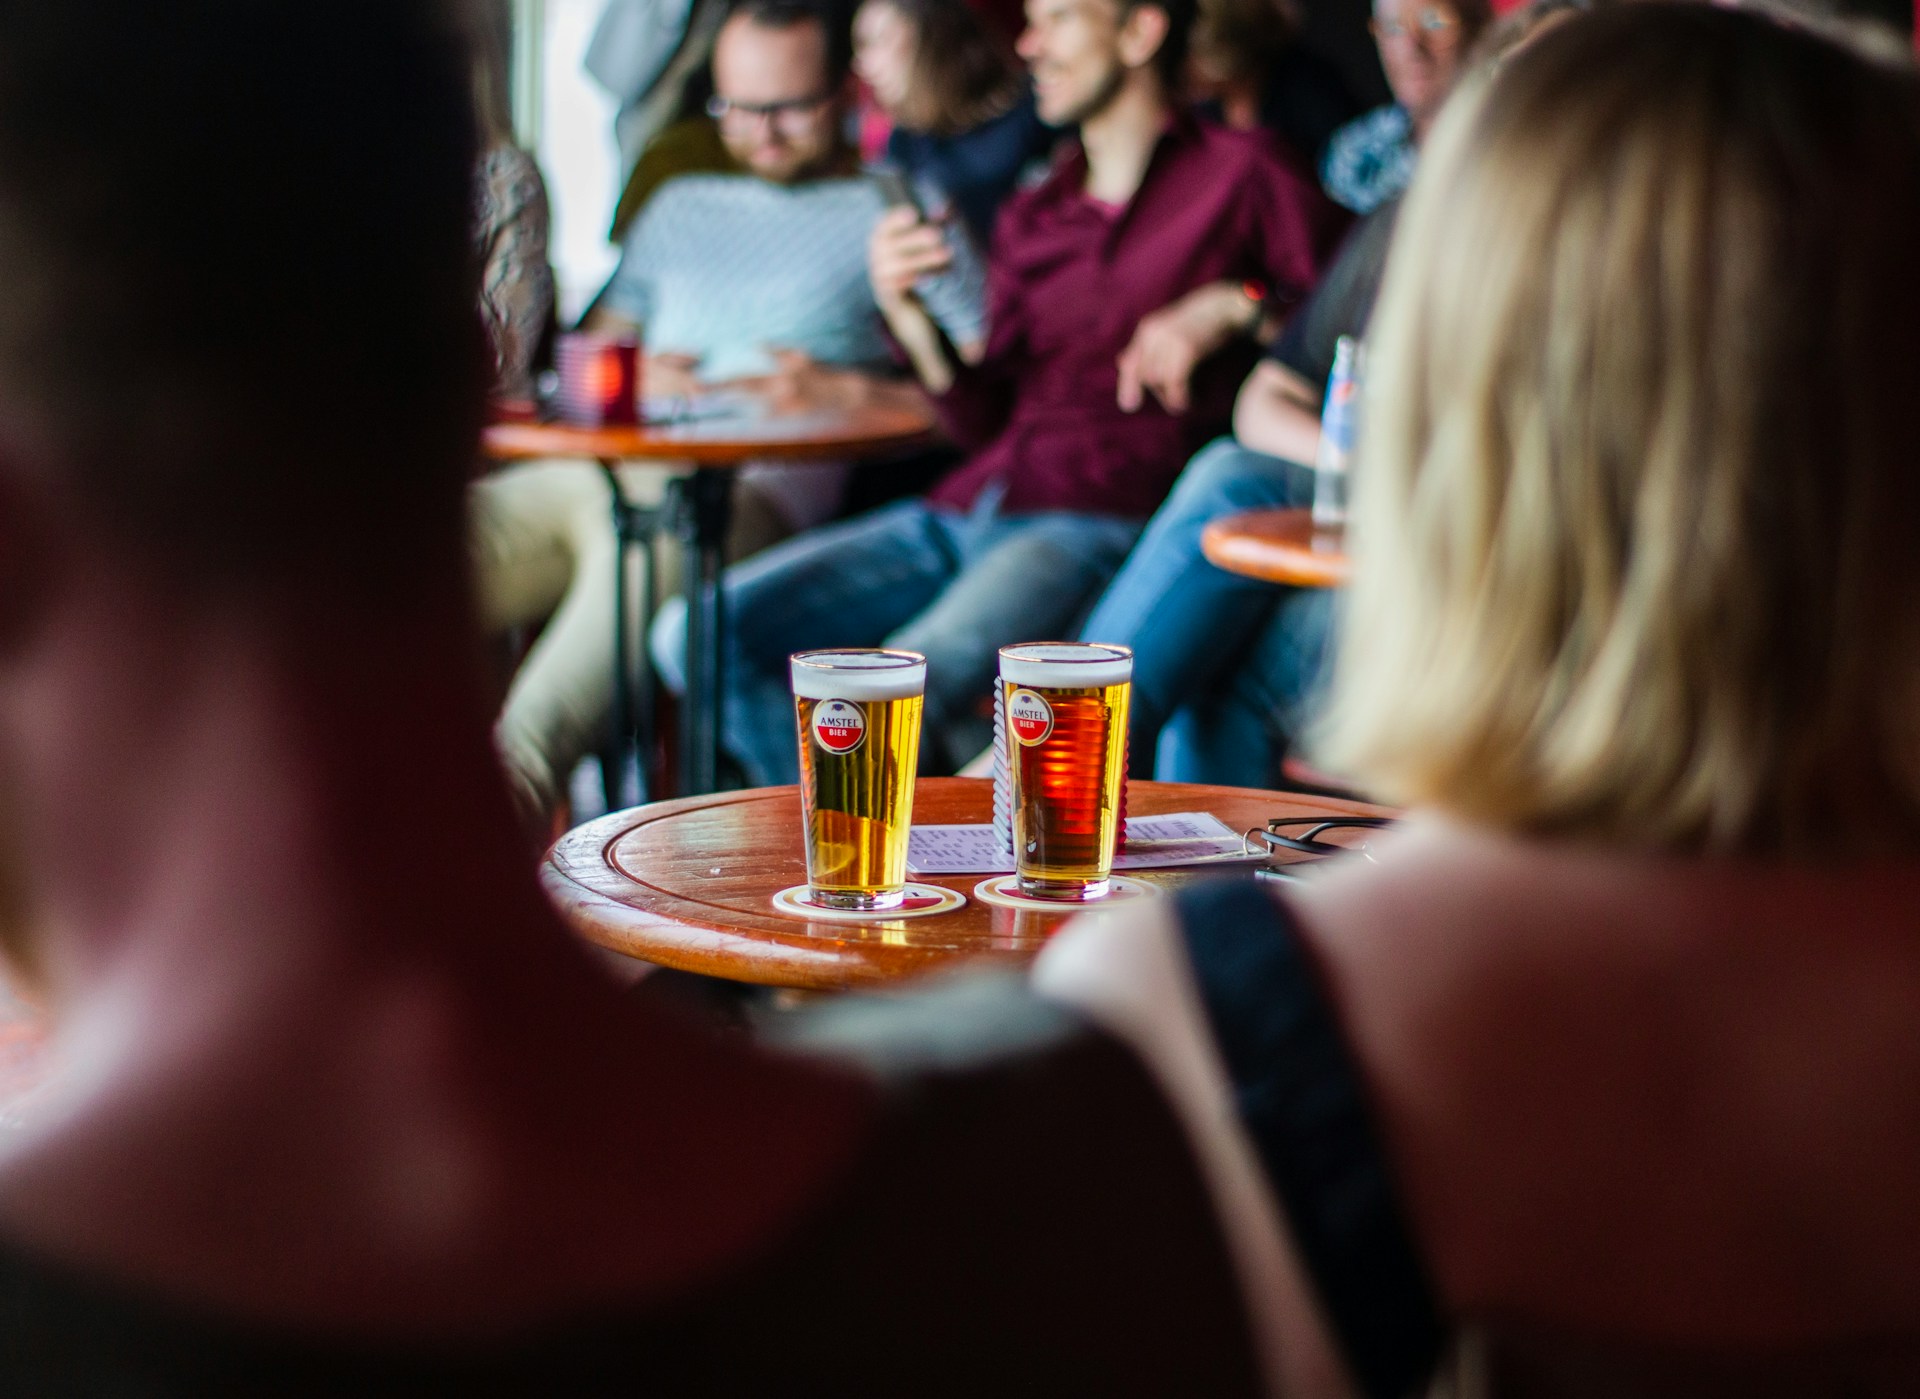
[
  {"x1": 1233, "y1": 382, "x2": 1323, "y2": 464},
  {"x1": 856, "y1": 374, "x2": 936, "y2": 416},
  {"x1": 881, "y1": 298, "x2": 955, "y2": 395},
  {"x1": 1188, "y1": 281, "x2": 1266, "y2": 353}
]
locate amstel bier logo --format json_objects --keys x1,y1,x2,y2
[
  {"x1": 811, "y1": 699, "x2": 867, "y2": 754},
  {"x1": 1007, "y1": 689, "x2": 1054, "y2": 746}
]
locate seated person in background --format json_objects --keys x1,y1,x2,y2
[
  {"x1": 476, "y1": 0, "x2": 987, "y2": 818},
  {"x1": 589, "y1": 0, "x2": 732, "y2": 209},
  {"x1": 654, "y1": 0, "x2": 1343, "y2": 783},
  {"x1": 0, "y1": 3, "x2": 1273, "y2": 1391},
  {"x1": 1081, "y1": 0, "x2": 1584, "y2": 785},
  {"x1": 595, "y1": 0, "x2": 738, "y2": 243},
  {"x1": 1079, "y1": 200, "x2": 1396, "y2": 782},
  {"x1": 1042, "y1": 8, "x2": 1920, "y2": 1392},
  {"x1": 468, "y1": 0, "x2": 555, "y2": 408},
  {"x1": 1188, "y1": 0, "x2": 1361, "y2": 175},
  {"x1": 1320, "y1": 0, "x2": 1488, "y2": 213},
  {"x1": 853, "y1": 0, "x2": 1057, "y2": 248}
]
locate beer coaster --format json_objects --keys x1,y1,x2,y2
[
  {"x1": 770, "y1": 883, "x2": 966, "y2": 922},
  {"x1": 970, "y1": 875, "x2": 1157, "y2": 912}
]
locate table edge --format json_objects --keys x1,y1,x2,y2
[
  {"x1": 1200, "y1": 509, "x2": 1350, "y2": 588},
  {"x1": 482, "y1": 418, "x2": 935, "y2": 466}
]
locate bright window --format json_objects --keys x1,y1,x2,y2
[{"x1": 518, "y1": 0, "x2": 622, "y2": 323}]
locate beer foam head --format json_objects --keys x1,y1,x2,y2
[
  {"x1": 790, "y1": 649, "x2": 927, "y2": 701},
  {"x1": 998, "y1": 642, "x2": 1133, "y2": 689}
]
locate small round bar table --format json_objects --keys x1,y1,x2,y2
[
  {"x1": 543, "y1": 777, "x2": 1390, "y2": 992},
  {"x1": 484, "y1": 398, "x2": 936, "y2": 797},
  {"x1": 1201, "y1": 507, "x2": 1350, "y2": 587}
]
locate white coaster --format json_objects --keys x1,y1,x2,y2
[
  {"x1": 970, "y1": 874, "x2": 1157, "y2": 911},
  {"x1": 770, "y1": 882, "x2": 966, "y2": 922}
]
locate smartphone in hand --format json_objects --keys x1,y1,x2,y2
[{"x1": 873, "y1": 167, "x2": 927, "y2": 222}]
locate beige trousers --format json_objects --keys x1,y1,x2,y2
[{"x1": 472, "y1": 460, "x2": 795, "y2": 814}]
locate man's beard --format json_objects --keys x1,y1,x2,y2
[{"x1": 1049, "y1": 59, "x2": 1129, "y2": 130}]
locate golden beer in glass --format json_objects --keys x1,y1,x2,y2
[
  {"x1": 998, "y1": 642, "x2": 1132, "y2": 900},
  {"x1": 791, "y1": 649, "x2": 926, "y2": 910}
]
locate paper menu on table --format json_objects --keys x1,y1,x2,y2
[
  {"x1": 906, "y1": 824, "x2": 1014, "y2": 875},
  {"x1": 641, "y1": 389, "x2": 762, "y2": 424},
  {"x1": 1112, "y1": 812, "x2": 1264, "y2": 869},
  {"x1": 905, "y1": 812, "x2": 1258, "y2": 875}
]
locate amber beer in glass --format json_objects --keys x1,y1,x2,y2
[
  {"x1": 791, "y1": 649, "x2": 926, "y2": 910},
  {"x1": 998, "y1": 642, "x2": 1133, "y2": 900}
]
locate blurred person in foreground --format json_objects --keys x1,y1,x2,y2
[
  {"x1": 1319, "y1": 0, "x2": 1490, "y2": 212},
  {"x1": 0, "y1": 1, "x2": 1270, "y2": 1390},
  {"x1": 654, "y1": 0, "x2": 1344, "y2": 782},
  {"x1": 1038, "y1": 6, "x2": 1920, "y2": 1393},
  {"x1": 476, "y1": 0, "x2": 986, "y2": 820},
  {"x1": 853, "y1": 0, "x2": 1058, "y2": 246}
]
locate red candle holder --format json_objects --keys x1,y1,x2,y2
[{"x1": 555, "y1": 333, "x2": 640, "y2": 428}]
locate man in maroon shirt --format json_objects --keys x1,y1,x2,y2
[{"x1": 651, "y1": 0, "x2": 1342, "y2": 782}]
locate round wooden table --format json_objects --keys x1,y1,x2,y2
[
  {"x1": 483, "y1": 400, "x2": 936, "y2": 467},
  {"x1": 543, "y1": 777, "x2": 1389, "y2": 992},
  {"x1": 484, "y1": 398, "x2": 936, "y2": 797},
  {"x1": 1201, "y1": 507, "x2": 1349, "y2": 587}
]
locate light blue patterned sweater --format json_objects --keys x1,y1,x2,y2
[{"x1": 602, "y1": 170, "x2": 986, "y2": 382}]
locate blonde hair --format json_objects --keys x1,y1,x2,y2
[{"x1": 1317, "y1": 4, "x2": 1920, "y2": 855}]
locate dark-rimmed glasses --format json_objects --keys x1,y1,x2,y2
[
  {"x1": 706, "y1": 92, "x2": 836, "y2": 132},
  {"x1": 1370, "y1": 5, "x2": 1463, "y2": 47},
  {"x1": 1249, "y1": 816, "x2": 1395, "y2": 881}
]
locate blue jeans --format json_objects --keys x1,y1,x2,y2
[
  {"x1": 1159, "y1": 587, "x2": 1335, "y2": 783},
  {"x1": 651, "y1": 494, "x2": 1142, "y2": 786},
  {"x1": 1077, "y1": 438, "x2": 1331, "y2": 784}
]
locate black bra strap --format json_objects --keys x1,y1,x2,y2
[{"x1": 1173, "y1": 878, "x2": 1445, "y2": 1399}]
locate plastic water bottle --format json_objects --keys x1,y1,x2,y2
[{"x1": 1313, "y1": 336, "x2": 1360, "y2": 527}]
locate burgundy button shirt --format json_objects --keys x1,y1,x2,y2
[{"x1": 927, "y1": 112, "x2": 1345, "y2": 521}]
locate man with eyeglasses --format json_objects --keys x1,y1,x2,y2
[
  {"x1": 1319, "y1": 0, "x2": 1491, "y2": 213},
  {"x1": 475, "y1": 0, "x2": 986, "y2": 822},
  {"x1": 589, "y1": 0, "x2": 984, "y2": 402},
  {"x1": 652, "y1": 0, "x2": 1346, "y2": 785}
]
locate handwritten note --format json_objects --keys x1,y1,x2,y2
[{"x1": 906, "y1": 812, "x2": 1259, "y2": 875}]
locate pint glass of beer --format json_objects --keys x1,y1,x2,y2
[
  {"x1": 998, "y1": 642, "x2": 1133, "y2": 900},
  {"x1": 791, "y1": 649, "x2": 926, "y2": 910}
]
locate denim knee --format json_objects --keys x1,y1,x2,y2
[
  {"x1": 649, "y1": 596, "x2": 689, "y2": 695},
  {"x1": 1169, "y1": 437, "x2": 1314, "y2": 518}
]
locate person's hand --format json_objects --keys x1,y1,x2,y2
[
  {"x1": 734, "y1": 349, "x2": 874, "y2": 416},
  {"x1": 1115, "y1": 283, "x2": 1252, "y2": 414},
  {"x1": 644, "y1": 351, "x2": 704, "y2": 399},
  {"x1": 869, "y1": 207, "x2": 953, "y2": 314}
]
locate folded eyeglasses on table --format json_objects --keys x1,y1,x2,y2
[{"x1": 1250, "y1": 816, "x2": 1394, "y2": 881}]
